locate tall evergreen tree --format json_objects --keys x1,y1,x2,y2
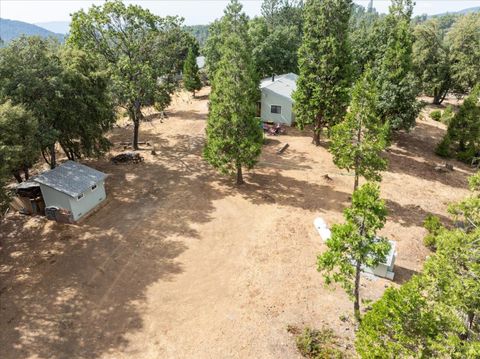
[
  {"x1": 183, "y1": 47, "x2": 202, "y2": 97},
  {"x1": 204, "y1": 0, "x2": 263, "y2": 185},
  {"x1": 293, "y1": 0, "x2": 352, "y2": 146},
  {"x1": 317, "y1": 183, "x2": 390, "y2": 321},
  {"x1": 374, "y1": 0, "x2": 420, "y2": 131},
  {"x1": 437, "y1": 85, "x2": 480, "y2": 162},
  {"x1": 329, "y1": 70, "x2": 389, "y2": 192}
]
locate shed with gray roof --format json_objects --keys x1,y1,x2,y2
[
  {"x1": 32, "y1": 161, "x2": 107, "y2": 222},
  {"x1": 259, "y1": 73, "x2": 298, "y2": 125}
]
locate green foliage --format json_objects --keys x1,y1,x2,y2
[
  {"x1": 435, "y1": 135, "x2": 452, "y2": 157},
  {"x1": 0, "y1": 101, "x2": 39, "y2": 182},
  {"x1": 249, "y1": 0, "x2": 303, "y2": 78},
  {"x1": 448, "y1": 13, "x2": 480, "y2": 95},
  {"x1": 185, "y1": 25, "x2": 209, "y2": 48},
  {"x1": 203, "y1": 0, "x2": 263, "y2": 185},
  {"x1": 329, "y1": 69, "x2": 389, "y2": 191},
  {"x1": 68, "y1": 0, "x2": 192, "y2": 149},
  {"x1": 183, "y1": 47, "x2": 202, "y2": 96},
  {"x1": 430, "y1": 110, "x2": 442, "y2": 121},
  {"x1": 0, "y1": 36, "x2": 114, "y2": 168},
  {"x1": 374, "y1": 1, "x2": 421, "y2": 131},
  {"x1": 203, "y1": 20, "x2": 223, "y2": 79},
  {"x1": 349, "y1": 3, "x2": 382, "y2": 78},
  {"x1": 423, "y1": 214, "x2": 443, "y2": 249},
  {"x1": 293, "y1": 0, "x2": 352, "y2": 145},
  {"x1": 442, "y1": 85, "x2": 480, "y2": 162},
  {"x1": 295, "y1": 327, "x2": 344, "y2": 359},
  {"x1": 442, "y1": 105, "x2": 455, "y2": 124},
  {"x1": 413, "y1": 19, "x2": 451, "y2": 105},
  {"x1": 356, "y1": 173, "x2": 480, "y2": 358},
  {"x1": 449, "y1": 171, "x2": 480, "y2": 227},
  {"x1": 317, "y1": 183, "x2": 389, "y2": 319}
]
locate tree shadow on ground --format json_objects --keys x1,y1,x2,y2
[
  {"x1": 393, "y1": 265, "x2": 419, "y2": 285},
  {"x1": 167, "y1": 110, "x2": 206, "y2": 121},
  {"x1": 385, "y1": 199, "x2": 452, "y2": 228},
  {"x1": 386, "y1": 121, "x2": 473, "y2": 189},
  {"x1": 0, "y1": 138, "x2": 230, "y2": 359}
]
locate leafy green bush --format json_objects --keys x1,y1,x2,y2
[
  {"x1": 435, "y1": 136, "x2": 452, "y2": 157},
  {"x1": 295, "y1": 327, "x2": 344, "y2": 359},
  {"x1": 423, "y1": 214, "x2": 443, "y2": 249},
  {"x1": 456, "y1": 147, "x2": 477, "y2": 163},
  {"x1": 441, "y1": 105, "x2": 455, "y2": 125},
  {"x1": 430, "y1": 110, "x2": 442, "y2": 121}
]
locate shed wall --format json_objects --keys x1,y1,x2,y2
[
  {"x1": 260, "y1": 89, "x2": 294, "y2": 125},
  {"x1": 39, "y1": 184, "x2": 72, "y2": 212},
  {"x1": 68, "y1": 181, "x2": 106, "y2": 221}
]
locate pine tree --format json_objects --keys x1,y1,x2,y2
[
  {"x1": 374, "y1": 0, "x2": 420, "y2": 131},
  {"x1": 317, "y1": 183, "x2": 390, "y2": 321},
  {"x1": 293, "y1": 0, "x2": 352, "y2": 146},
  {"x1": 183, "y1": 47, "x2": 202, "y2": 97},
  {"x1": 329, "y1": 69, "x2": 389, "y2": 192},
  {"x1": 438, "y1": 85, "x2": 480, "y2": 162},
  {"x1": 204, "y1": 0, "x2": 263, "y2": 185}
]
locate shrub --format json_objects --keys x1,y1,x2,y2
[
  {"x1": 435, "y1": 136, "x2": 452, "y2": 157},
  {"x1": 430, "y1": 110, "x2": 442, "y2": 121},
  {"x1": 456, "y1": 147, "x2": 478, "y2": 163},
  {"x1": 423, "y1": 214, "x2": 443, "y2": 249},
  {"x1": 441, "y1": 105, "x2": 455, "y2": 125},
  {"x1": 295, "y1": 327, "x2": 345, "y2": 359}
]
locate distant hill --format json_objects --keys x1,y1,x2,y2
[
  {"x1": 35, "y1": 21, "x2": 70, "y2": 34},
  {"x1": 0, "y1": 18, "x2": 64, "y2": 44},
  {"x1": 431, "y1": 6, "x2": 480, "y2": 18}
]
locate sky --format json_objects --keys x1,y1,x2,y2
[{"x1": 1, "y1": 0, "x2": 480, "y2": 26}]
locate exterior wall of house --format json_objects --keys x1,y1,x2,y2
[
  {"x1": 68, "y1": 181, "x2": 106, "y2": 221},
  {"x1": 260, "y1": 88, "x2": 294, "y2": 125},
  {"x1": 39, "y1": 184, "x2": 72, "y2": 212}
]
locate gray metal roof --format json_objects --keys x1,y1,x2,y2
[
  {"x1": 33, "y1": 161, "x2": 107, "y2": 198},
  {"x1": 260, "y1": 73, "x2": 298, "y2": 101}
]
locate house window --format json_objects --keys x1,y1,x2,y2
[
  {"x1": 77, "y1": 193, "x2": 84, "y2": 200},
  {"x1": 91, "y1": 184, "x2": 97, "y2": 191},
  {"x1": 271, "y1": 105, "x2": 282, "y2": 114}
]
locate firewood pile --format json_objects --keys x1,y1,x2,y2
[{"x1": 111, "y1": 152, "x2": 144, "y2": 164}]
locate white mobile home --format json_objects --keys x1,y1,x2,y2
[
  {"x1": 259, "y1": 73, "x2": 298, "y2": 126},
  {"x1": 33, "y1": 161, "x2": 107, "y2": 222}
]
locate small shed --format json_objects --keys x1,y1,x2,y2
[
  {"x1": 32, "y1": 161, "x2": 107, "y2": 222},
  {"x1": 259, "y1": 73, "x2": 298, "y2": 126},
  {"x1": 362, "y1": 240, "x2": 397, "y2": 280}
]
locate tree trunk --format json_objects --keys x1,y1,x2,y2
[
  {"x1": 132, "y1": 101, "x2": 143, "y2": 151},
  {"x1": 12, "y1": 170, "x2": 23, "y2": 183},
  {"x1": 433, "y1": 88, "x2": 448, "y2": 105},
  {"x1": 193, "y1": 90, "x2": 196, "y2": 98},
  {"x1": 23, "y1": 166, "x2": 29, "y2": 181},
  {"x1": 354, "y1": 261, "x2": 362, "y2": 323},
  {"x1": 49, "y1": 144, "x2": 56, "y2": 169},
  {"x1": 313, "y1": 115, "x2": 322, "y2": 146},
  {"x1": 133, "y1": 119, "x2": 140, "y2": 151},
  {"x1": 354, "y1": 174, "x2": 359, "y2": 192},
  {"x1": 236, "y1": 163, "x2": 244, "y2": 185}
]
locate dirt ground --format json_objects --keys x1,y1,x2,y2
[{"x1": 0, "y1": 88, "x2": 474, "y2": 358}]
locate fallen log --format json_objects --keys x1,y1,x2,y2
[{"x1": 276, "y1": 143, "x2": 289, "y2": 154}]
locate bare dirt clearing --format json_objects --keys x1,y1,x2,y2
[{"x1": 0, "y1": 87, "x2": 474, "y2": 358}]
